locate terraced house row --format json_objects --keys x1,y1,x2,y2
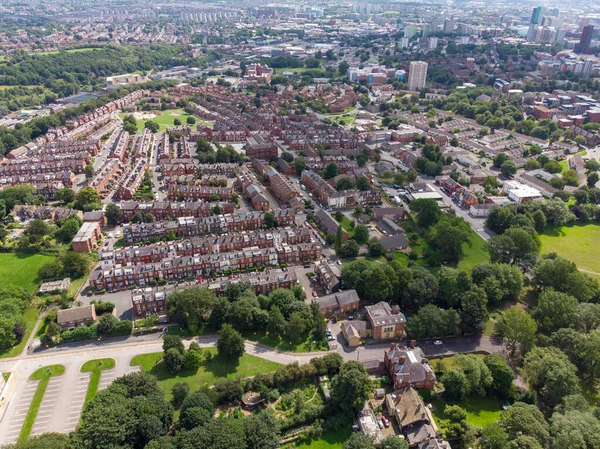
[
  {"x1": 131, "y1": 267, "x2": 298, "y2": 319},
  {"x1": 119, "y1": 200, "x2": 235, "y2": 223},
  {"x1": 102, "y1": 227, "x2": 314, "y2": 267},
  {"x1": 89, "y1": 242, "x2": 320, "y2": 291},
  {"x1": 123, "y1": 209, "x2": 296, "y2": 245}
]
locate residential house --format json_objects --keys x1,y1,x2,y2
[
  {"x1": 57, "y1": 305, "x2": 97, "y2": 329},
  {"x1": 316, "y1": 290, "x2": 360, "y2": 319},
  {"x1": 315, "y1": 209, "x2": 348, "y2": 240},
  {"x1": 385, "y1": 387, "x2": 438, "y2": 446},
  {"x1": 384, "y1": 344, "x2": 437, "y2": 391},
  {"x1": 71, "y1": 222, "x2": 102, "y2": 253},
  {"x1": 341, "y1": 301, "x2": 406, "y2": 345},
  {"x1": 314, "y1": 260, "x2": 341, "y2": 294}
]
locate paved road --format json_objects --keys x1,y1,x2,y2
[{"x1": 0, "y1": 326, "x2": 503, "y2": 446}]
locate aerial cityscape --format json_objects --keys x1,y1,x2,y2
[{"x1": 0, "y1": 0, "x2": 599, "y2": 448}]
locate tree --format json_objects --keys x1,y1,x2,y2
[
  {"x1": 217, "y1": 324, "x2": 245, "y2": 361},
  {"x1": 479, "y1": 423, "x2": 509, "y2": 449},
  {"x1": 487, "y1": 228, "x2": 539, "y2": 266},
  {"x1": 339, "y1": 240, "x2": 360, "y2": 258},
  {"x1": 244, "y1": 410, "x2": 281, "y2": 449},
  {"x1": 61, "y1": 252, "x2": 90, "y2": 278},
  {"x1": 166, "y1": 288, "x2": 216, "y2": 332},
  {"x1": 486, "y1": 205, "x2": 517, "y2": 234},
  {"x1": 367, "y1": 238, "x2": 386, "y2": 258},
  {"x1": 187, "y1": 116, "x2": 196, "y2": 125},
  {"x1": 343, "y1": 433, "x2": 374, "y2": 449},
  {"x1": 25, "y1": 219, "x2": 50, "y2": 243},
  {"x1": 532, "y1": 256, "x2": 597, "y2": 302},
  {"x1": 264, "y1": 212, "x2": 276, "y2": 228},
  {"x1": 550, "y1": 409, "x2": 600, "y2": 449},
  {"x1": 324, "y1": 163, "x2": 339, "y2": 179},
  {"x1": 95, "y1": 314, "x2": 118, "y2": 336},
  {"x1": 356, "y1": 177, "x2": 370, "y2": 191},
  {"x1": 267, "y1": 306, "x2": 286, "y2": 339},
  {"x1": 75, "y1": 186, "x2": 100, "y2": 210},
  {"x1": 172, "y1": 382, "x2": 190, "y2": 408},
  {"x1": 55, "y1": 187, "x2": 75, "y2": 204},
  {"x1": 521, "y1": 347, "x2": 581, "y2": 409},
  {"x1": 442, "y1": 369, "x2": 468, "y2": 401},
  {"x1": 429, "y1": 214, "x2": 472, "y2": 263},
  {"x1": 338, "y1": 61, "x2": 350, "y2": 76},
  {"x1": 286, "y1": 312, "x2": 307, "y2": 344},
  {"x1": 164, "y1": 347, "x2": 184, "y2": 374},
  {"x1": 380, "y1": 435, "x2": 409, "y2": 449},
  {"x1": 500, "y1": 160, "x2": 517, "y2": 178},
  {"x1": 495, "y1": 307, "x2": 537, "y2": 355},
  {"x1": 55, "y1": 218, "x2": 80, "y2": 243},
  {"x1": 331, "y1": 361, "x2": 372, "y2": 416},
  {"x1": 444, "y1": 405, "x2": 470, "y2": 441},
  {"x1": 354, "y1": 224, "x2": 370, "y2": 244},
  {"x1": 362, "y1": 266, "x2": 393, "y2": 302},
  {"x1": 180, "y1": 406, "x2": 211, "y2": 431},
  {"x1": 406, "y1": 305, "x2": 460, "y2": 338},
  {"x1": 85, "y1": 164, "x2": 95, "y2": 179},
  {"x1": 410, "y1": 198, "x2": 440, "y2": 227},
  {"x1": 180, "y1": 390, "x2": 214, "y2": 416},
  {"x1": 533, "y1": 290, "x2": 578, "y2": 334},
  {"x1": 460, "y1": 287, "x2": 488, "y2": 335},
  {"x1": 145, "y1": 120, "x2": 160, "y2": 132},
  {"x1": 294, "y1": 157, "x2": 306, "y2": 175},
  {"x1": 493, "y1": 153, "x2": 509, "y2": 168},
  {"x1": 499, "y1": 402, "x2": 549, "y2": 443},
  {"x1": 484, "y1": 354, "x2": 514, "y2": 399},
  {"x1": 105, "y1": 203, "x2": 122, "y2": 225},
  {"x1": 588, "y1": 172, "x2": 599, "y2": 187},
  {"x1": 173, "y1": 118, "x2": 182, "y2": 126},
  {"x1": 183, "y1": 348, "x2": 203, "y2": 371},
  {"x1": 213, "y1": 378, "x2": 244, "y2": 404}
]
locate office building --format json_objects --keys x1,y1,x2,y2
[
  {"x1": 443, "y1": 18, "x2": 455, "y2": 34},
  {"x1": 574, "y1": 25, "x2": 594, "y2": 54},
  {"x1": 407, "y1": 61, "x2": 428, "y2": 91}
]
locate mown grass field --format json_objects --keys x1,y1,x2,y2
[
  {"x1": 539, "y1": 222, "x2": 600, "y2": 277},
  {"x1": 0, "y1": 253, "x2": 55, "y2": 291},
  {"x1": 457, "y1": 232, "x2": 489, "y2": 272},
  {"x1": 130, "y1": 348, "x2": 282, "y2": 401}
]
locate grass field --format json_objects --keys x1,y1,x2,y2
[
  {"x1": 19, "y1": 365, "x2": 65, "y2": 443},
  {"x1": 0, "y1": 253, "x2": 55, "y2": 291},
  {"x1": 457, "y1": 232, "x2": 489, "y2": 272},
  {"x1": 539, "y1": 222, "x2": 600, "y2": 277},
  {"x1": 419, "y1": 388, "x2": 502, "y2": 429},
  {"x1": 81, "y1": 358, "x2": 116, "y2": 407},
  {"x1": 429, "y1": 353, "x2": 486, "y2": 371},
  {"x1": 120, "y1": 108, "x2": 203, "y2": 133},
  {"x1": 130, "y1": 348, "x2": 282, "y2": 401},
  {"x1": 245, "y1": 331, "x2": 329, "y2": 353},
  {"x1": 274, "y1": 67, "x2": 319, "y2": 74}
]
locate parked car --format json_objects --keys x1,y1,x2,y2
[
  {"x1": 382, "y1": 416, "x2": 390, "y2": 428},
  {"x1": 312, "y1": 290, "x2": 318, "y2": 297},
  {"x1": 336, "y1": 260, "x2": 342, "y2": 265},
  {"x1": 433, "y1": 340, "x2": 443, "y2": 346},
  {"x1": 327, "y1": 335, "x2": 335, "y2": 341},
  {"x1": 377, "y1": 419, "x2": 384, "y2": 429}
]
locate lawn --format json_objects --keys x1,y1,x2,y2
[
  {"x1": 19, "y1": 365, "x2": 65, "y2": 443},
  {"x1": 245, "y1": 331, "x2": 329, "y2": 353},
  {"x1": 0, "y1": 253, "x2": 55, "y2": 291},
  {"x1": 274, "y1": 67, "x2": 319, "y2": 74},
  {"x1": 336, "y1": 216, "x2": 355, "y2": 239},
  {"x1": 152, "y1": 108, "x2": 201, "y2": 131},
  {"x1": 457, "y1": 232, "x2": 489, "y2": 272},
  {"x1": 35, "y1": 47, "x2": 100, "y2": 56},
  {"x1": 539, "y1": 222, "x2": 600, "y2": 277},
  {"x1": 428, "y1": 395, "x2": 503, "y2": 429},
  {"x1": 285, "y1": 427, "x2": 352, "y2": 449},
  {"x1": 420, "y1": 388, "x2": 502, "y2": 429},
  {"x1": 81, "y1": 358, "x2": 116, "y2": 407},
  {"x1": 130, "y1": 348, "x2": 282, "y2": 401}
]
